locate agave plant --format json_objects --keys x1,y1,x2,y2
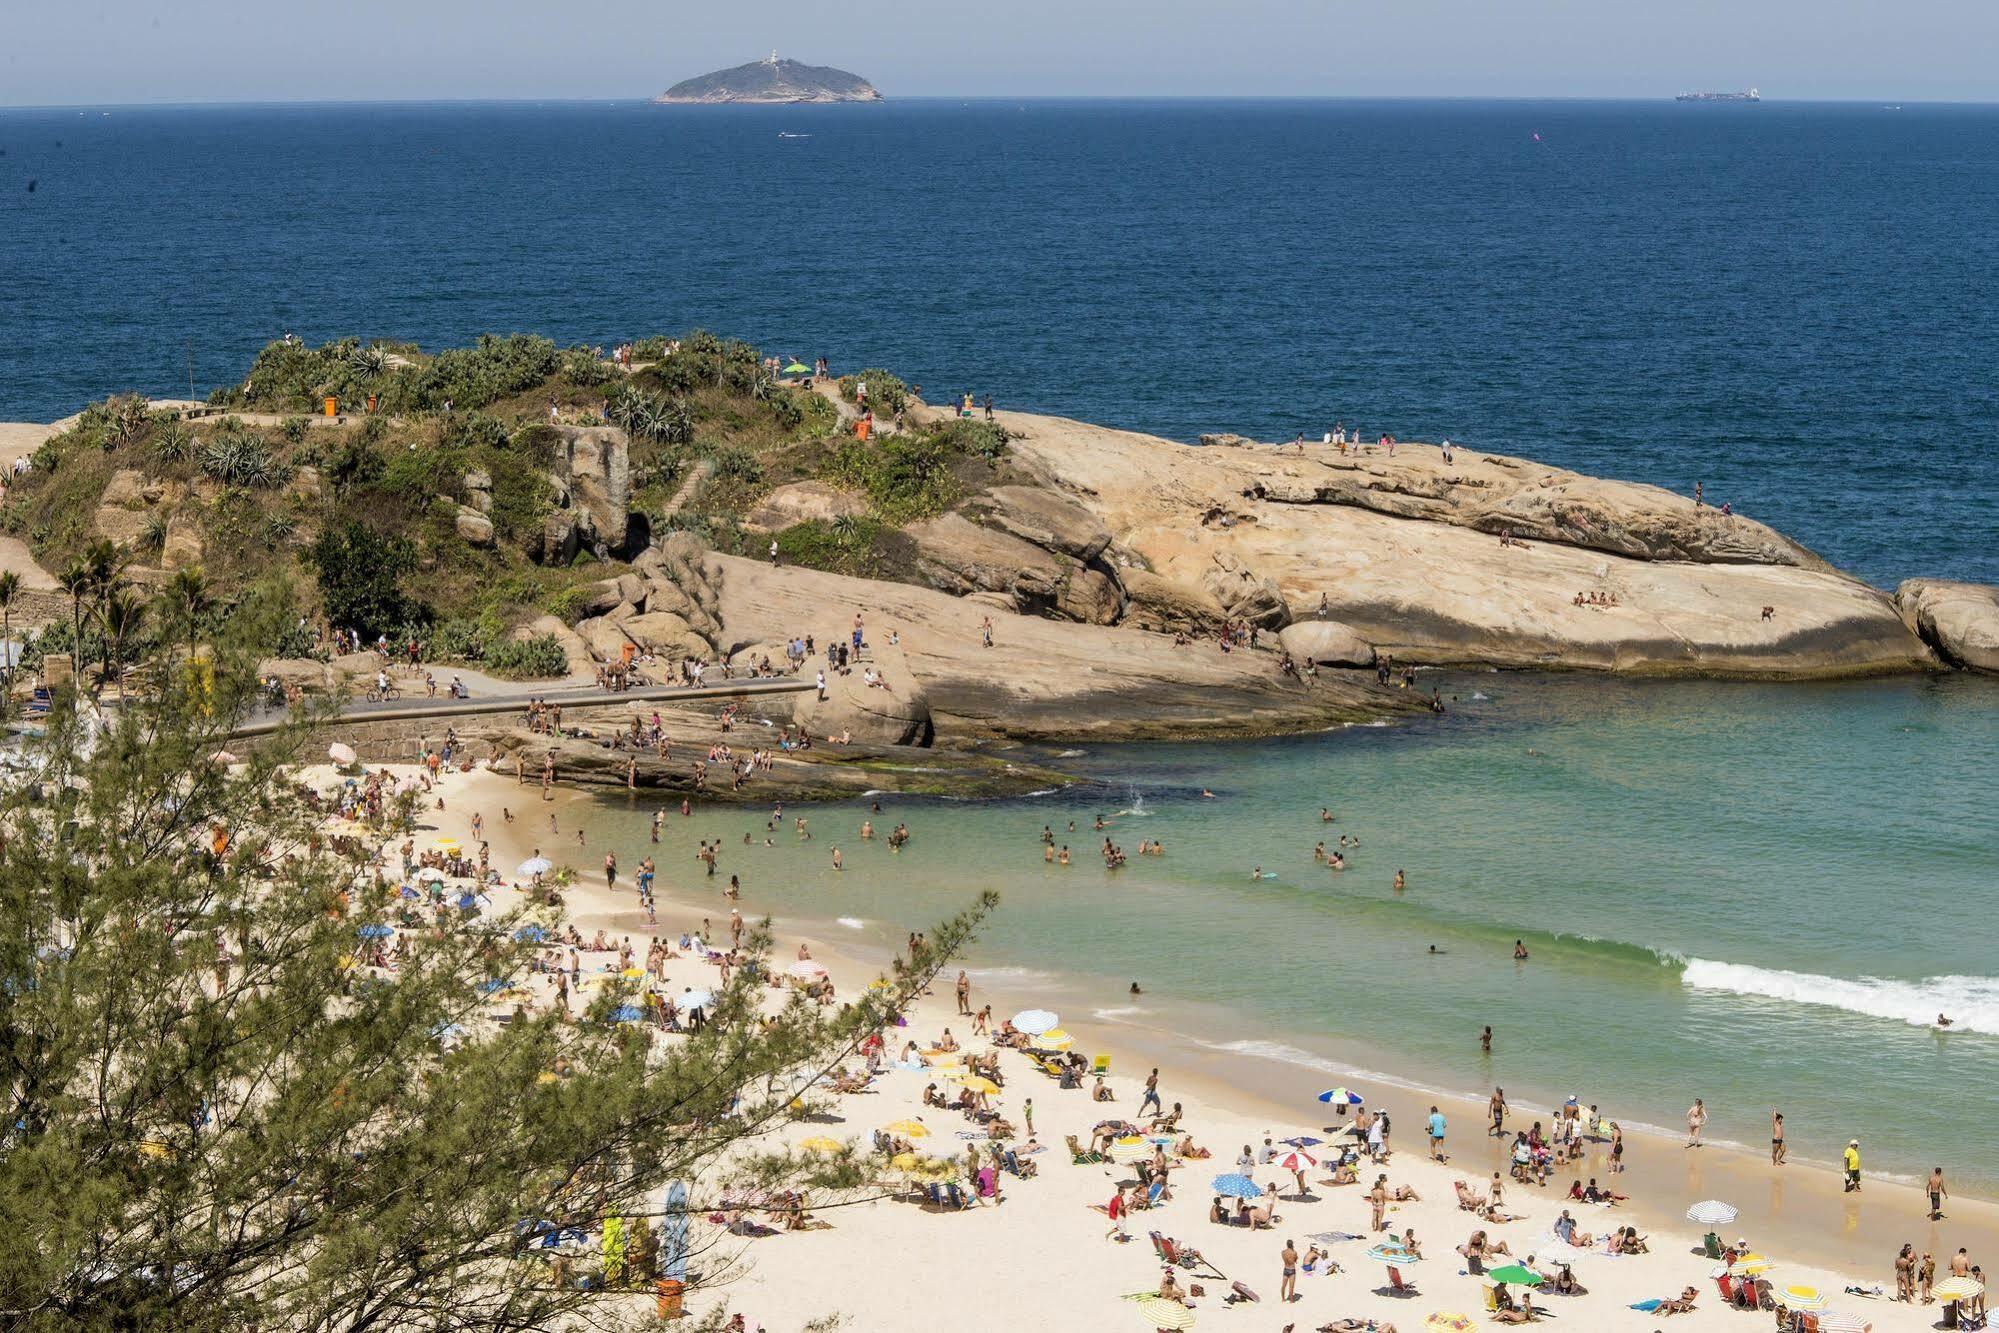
[
  {"x1": 140, "y1": 511, "x2": 169, "y2": 553},
  {"x1": 200, "y1": 433, "x2": 275, "y2": 487},
  {"x1": 348, "y1": 343, "x2": 390, "y2": 380},
  {"x1": 150, "y1": 422, "x2": 193, "y2": 465}
]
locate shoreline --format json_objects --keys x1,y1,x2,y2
[{"x1": 460, "y1": 770, "x2": 1999, "y2": 1299}]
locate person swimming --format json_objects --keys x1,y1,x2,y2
[{"x1": 1514, "y1": 940, "x2": 1530, "y2": 959}]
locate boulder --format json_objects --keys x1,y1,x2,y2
[
  {"x1": 574, "y1": 617, "x2": 635, "y2": 663},
  {"x1": 621, "y1": 611, "x2": 712, "y2": 660},
  {"x1": 1198, "y1": 433, "x2": 1260, "y2": 449},
  {"x1": 101, "y1": 468, "x2": 148, "y2": 507},
  {"x1": 327, "y1": 651, "x2": 386, "y2": 689},
  {"x1": 258, "y1": 657, "x2": 332, "y2": 692},
  {"x1": 553, "y1": 425, "x2": 632, "y2": 557},
  {"x1": 906, "y1": 512, "x2": 1068, "y2": 603},
  {"x1": 1057, "y1": 567, "x2": 1122, "y2": 626},
  {"x1": 615, "y1": 572, "x2": 648, "y2": 607},
  {"x1": 454, "y1": 508, "x2": 494, "y2": 546},
  {"x1": 792, "y1": 648, "x2": 932, "y2": 746},
  {"x1": 462, "y1": 468, "x2": 493, "y2": 514},
  {"x1": 1118, "y1": 568, "x2": 1223, "y2": 633},
  {"x1": 513, "y1": 614, "x2": 593, "y2": 675},
  {"x1": 288, "y1": 466, "x2": 323, "y2": 502},
  {"x1": 1279, "y1": 619, "x2": 1375, "y2": 667},
  {"x1": 576, "y1": 577, "x2": 627, "y2": 617},
  {"x1": 1202, "y1": 553, "x2": 1291, "y2": 628},
  {"x1": 1895, "y1": 579, "x2": 1999, "y2": 673},
  {"x1": 968, "y1": 485, "x2": 1112, "y2": 561},
  {"x1": 161, "y1": 516, "x2": 205, "y2": 570},
  {"x1": 743, "y1": 480, "x2": 867, "y2": 533}
]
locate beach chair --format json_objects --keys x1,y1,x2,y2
[
  {"x1": 1702, "y1": 1230, "x2": 1723, "y2": 1258},
  {"x1": 1483, "y1": 1284, "x2": 1502, "y2": 1313},
  {"x1": 1066, "y1": 1134, "x2": 1105, "y2": 1165},
  {"x1": 1092, "y1": 1054, "x2": 1112, "y2": 1076}
]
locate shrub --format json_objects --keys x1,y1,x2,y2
[
  {"x1": 279, "y1": 416, "x2": 310, "y2": 444},
  {"x1": 836, "y1": 369, "x2": 908, "y2": 416},
  {"x1": 200, "y1": 433, "x2": 276, "y2": 487},
  {"x1": 822, "y1": 432, "x2": 963, "y2": 523},
  {"x1": 150, "y1": 421, "x2": 194, "y2": 465},
  {"x1": 307, "y1": 521, "x2": 421, "y2": 640},
  {"x1": 774, "y1": 517, "x2": 886, "y2": 576},
  {"x1": 483, "y1": 634, "x2": 569, "y2": 679}
]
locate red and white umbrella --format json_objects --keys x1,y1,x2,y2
[{"x1": 1274, "y1": 1147, "x2": 1319, "y2": 1172}]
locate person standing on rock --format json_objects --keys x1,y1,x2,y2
[{"x1": 816, "y1": 668, "x2": 827, "y2": 700}]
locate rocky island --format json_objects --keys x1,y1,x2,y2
[{"x1": 654, "y1": 53, "x2": 882, "y2": 105}]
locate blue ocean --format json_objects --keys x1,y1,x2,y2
[
  {"x1": 5, "y1": 100, "x2": 1999, "y2": 1200},
  {"x1": 2, "y1": 98, "x2": 1995, "y2": 585}
]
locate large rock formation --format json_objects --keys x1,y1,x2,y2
[
  {"x1": 744, "y1": 480, "x2": 866, "y2": 532},
  {"x1": 534, "y1": 425, "x2": 635, "y2": 562},
  {"x1": 655, "y1": 56, "x2": 883, "y2": 105},
  {"x1": 1895, "y1": 579, "x2": 1999, "y2": 673}
]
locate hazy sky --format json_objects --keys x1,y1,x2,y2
[{"x1": 3, "y1": 0, "x2": 1993, "y2": 106}]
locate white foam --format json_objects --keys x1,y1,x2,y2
[
  {"x1": 1681, "y1": 959, "x2": 1999, "y2": 1035},
  {"x1": 1056, "y1": 749, "x2": 1087, "y2": 758},
  {"x1": 1091, "y1": 1005, "x2": 1150, "y2": 1021},
  {"x1": 1024, "y1": 787, "x2": 1058, "y2": 797},
  {"x1": 967, "y1": 965, "x2": 1055, "y2": 982},
  {"x1": 836, "y1": 917, "x2": 865, "y2": 929}
]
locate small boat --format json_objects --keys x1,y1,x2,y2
[{"x1": 1675, "y1": 88, "x2": 1760, "y2": 103}]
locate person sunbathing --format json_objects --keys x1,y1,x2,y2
[
  {"x1": 1177, "y1": 1134, "x2": 1212, "y2": 1159},
  {"x1": 1301, "y1": 1244, "x2": 1337, "y2": 1275},
  {"x1": 1391, "y1": 1184, "x2": 1421, "y2": 1202},
  {"x1": 1455, "y1": 1180, "x2": 1487, "y2": 1211},
  {"x1": 1657, "y1": 1286, "x2": 1700, "y2": 1315},
  {"x1": 1156, "y1": 1269, "x2": 1190, "y2": 1305}
]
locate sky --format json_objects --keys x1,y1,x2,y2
[{"x1": 1, "y1": 0, "x2": 1993, "y2": 106}]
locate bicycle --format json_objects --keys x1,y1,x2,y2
[{"x1": 365, "y1": 683, "x2": 403, "y2": 703}]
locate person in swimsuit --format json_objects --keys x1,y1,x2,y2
[
  {"x1": 1280, "y1": 1239, "x2": 1299, "y2": 1302},
  {"x1": 1771, "y1": 1111, "x2": 1785, "y2": 1165}
]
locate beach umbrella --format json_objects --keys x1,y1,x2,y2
[
  {"x1": 950, "y1": 1074, "x2": 1002, "y2": 1096},
  {"x1": 514, "y1": 925, "x2": 547, "y2": 943},
  {"x1": 661, "y1": 1180, "x2": 688, "y2": 1281},
  {"x1": 1934, "y1": 1276, "x2": 1984, "y2": 1301},
  {"x1": 1316, "y1": 1086, "x2": 1363, "y2": 1106},
  {"x1": 355, "y1": 923, "x2": 394, "y2": 939},
  {"x1": 1282, "y1": 1135, "x2": 1324, "y2": 1148},
  {"x1": 620, "y1": 967, "x2": 645, "y2": 979},
  {"x1": 1813, "y1": 1315, "x2": 1868, "y2": 1333},
  {"x1": 1685, "y1": 1199, "x2": 1738, "y2": 1225},
  {"x1": 1728, "y1": 1254, "x2": 1774, "y2": 1277},
  {"x1": 455, "y1": 892, "x2": 481, "y2": 910},
  {"x1": 1776, "y1": 1284, "x2": 1828, "y2": 1310},
  {"x1": 783, "y1": 362, "x2": 810, "y2": 375},
  {"x1": 1129, "y1": 1296, "x2": 1197, "y2": 1330},
  {"x1": 1209, "y1": 1173, "x2": 1262, "y2": 1199},
  {"x1": 1011, "y1": 1008, "x2": 1059, "y2": 1035},
  {"x1": 1486, "y1": 1265, "x2": 1542, "y2": 1287},
  {"x1": 1273, "y1": 1147, "x2": 1318, "y2": 1172},
  {"x1": 1424, "y1": 1316, "x2": 1478, "y2": 1333},
  {"x1": 433, "y1": 837, "x2": 460, "y2": 852},
  {"x1": 1366, "y1": 1244, "x2": 1422, "y2": 1265},
  {"x1": 798, "y1": 1135, "x2": 842, "y2": 1154},
  {"x1": 788, "y1": 960, "x2": 828, "y2": 980},
  {"x1": 517, "y1": 856, "x2": 552, "y2": 877},
  {"x1": 1034, "y1": 1027, "x2": 1075, "y2": 1050},
  {"x1": 889, "y1": 1151, "x2": 926, "y2": 1171},
  {"x1": 209, "y1": 749, "x2": 239, "y2": 765},
  {"x1": 678, "y1": 988, "x2": 714, "y2": 1010},
  {"x1": 883, "y1": 1119, "x2": 931, "y2": 1139},
  {"x1": 1108, "y1": 1137, "x2": 1154, "y2": 1164},
  {"x1": 415, "y1": 866, "x2": 447, "y2": 882},
  {"x1": 327, "y1": 743, "x2": 357, "y2": 767},
  {"x1": 609, "y1": 1005, "x2": 645, "y2": 1023}
]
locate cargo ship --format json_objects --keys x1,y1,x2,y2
[{"x1": 1675, "y1": 88, "x2": 1760, "y2": 102}]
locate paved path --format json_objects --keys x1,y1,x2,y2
[{"x1": 231, "y1": 676, "x2": 812, "y2": 737}]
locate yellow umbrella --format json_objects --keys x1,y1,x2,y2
[
  {"x1": 1130, "y1": 1296, "x2": 1196, "y2": 1330},
  {"x1": 884, "y1": 1119, "x2": 931, "y2": 1139},
  {"x1": 1108, "y1": 1136, "x2": 1155, "y2": 1163},
  {"x1": 1934, "y1": 1276, "x2": 1984, "y2": 1301},
  {"x1": 798, "y1": 1135, "x2": 843, "y2": 1154},
  {"x1": 434, "y1": 837, "x2": 461, "y2": 851},
  {"x1": 621, "y1": 967, "x2": 646, "y2": 979},
  {"x1": 1035, "y1": 1028, "x2": 1075, "y2": 1050},
  {"x1": 1729, "y1": 1254, "x2": 1774, "y2": 1277},
  {"x1": 950, "y1": 1075, "x2": 1002, "y2": 1095},
  {"x1": 1425, "y1": 1316, "x2": 1478, "y2": 1333},
  {"x1": 137, "y1": 1139, "x2": 174, "y2": 1160},
  {"x1": 889, "y1": 1151, "x2": 925, "y2": 1171},
  {"x1": 1776, "y1": 1285, "x2": 1827, "y2": 1310}
]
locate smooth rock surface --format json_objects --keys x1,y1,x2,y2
[{"x1": 1895, "y1": 579, "x2": 1999, "y2": 673}]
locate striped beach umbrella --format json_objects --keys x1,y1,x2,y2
[
  {"x1": 1367, "y1": 1244, "x2": 1422, "y2": 1265},
  {"x1": 1934, "y1": 1276, "x2": 1984, "y2": 1301},
  {"x1": 1728, "y1": 1253, "x2": 1774, "y2": 1277},
  {"x1": 1424, "y1": 1316, "x2": 1478, "y2": 1333},
  {"x1": 1033, "y1": 1028, "x2": 1075, "y2": 1050},
  {"x1": 1273, "y1": 1148, "x2": 1318, "y2": 1172},
  {"x1": 1011, "y1": 1008, "x2": 1059, "y2": 1035},
  {"x1": 1776, "y1": 1284, "x2": 1828, "y2": 1310},
  {"x1": 1108, "y1": 1136, "x2": 1154, "y2": 1163},
  {"x1": 1317, "y1": 1086, "x2": 1364, "y2": 1106},
  {"x1": 1129, "y1": 1295, "x2": 1197, "y2": 1330},
  {"x1": 1813, "y1": 1315, "x2": 1868, "y2": 1333},
  {"x1": 1685, "y1": 1199, "x2": 1738, "y2": 1225}
]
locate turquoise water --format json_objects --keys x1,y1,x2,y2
[{"x1": 577, "y1": 672, "x2": 1999, "y2": 1189}]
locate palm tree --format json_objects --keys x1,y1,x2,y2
[
  {"x1": 58, "y1": 557, "x2": 94, "y2": 679},
  {"x1": 166, "y1": 566, "x2": 212, "y2": 659},
  {"x1": 0, "y1": 570, "x2": 19, "y2": 689},
  {"x1": 98, "y1": 590, "x2": 146, "y2": 700}
]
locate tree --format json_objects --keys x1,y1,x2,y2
[
  {"x1": 96, "y1": 589, "x2": 147, "y2": 699},
  {"x1": 0, "y1": 570, "x2": 20, "y2": 688},
  {"x1": 0, "y1": 629, "x2": 991, "y2": 1329},
  {"x1": 306, "y1": 522, "x2": 419, "y2": 643},
  {"x1": 164, "y1": 567, "x2": 213, "y2": 660},
  {"x1": 57, "y1": 557, "x2": 94, "y2": 678}
]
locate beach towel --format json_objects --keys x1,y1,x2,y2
[{"x1": 1630, "y1": 1298, "x2": 1665, "y2": 1312}]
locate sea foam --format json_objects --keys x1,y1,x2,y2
[{"x1": 1681, "y1": 959, "x2": 1999, "y2": 1035}]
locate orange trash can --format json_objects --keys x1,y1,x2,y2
[
  {"x1": 323, "y1": 395, "x2": 338, "y2": 417},
  {"x1": 655, "y1": 1278, "x2": 684, "y2": 1318}
]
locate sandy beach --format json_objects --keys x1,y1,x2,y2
[{"x1": 371, "y1": 759, "x2": 1996, "y2": 1333}]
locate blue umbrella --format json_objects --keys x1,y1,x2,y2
[
  {"x1": 1316, "y1": 1086, "x2": 1364, "y2": 1106},
  {"x1": 661, "y1": 1180, "x2": 689, "y2": 1280},
  {"x1": 356, "y1": 924, "x2": 394, "y2": 939},
  {"x1": 456, "y1": 893, "x2": 480, "y2": 910},
  {"x1": 476, "y1": 978, "x2": 510, "y2": 995},
  {"x1": 1283, "y1": 1135, "x2": 1325, "y2": 1147},
  {"x1": 514, "y1": 925, "x2": 548, "y2": 943},
  {"x1": 610, "y1": 1005, "x2": 645, "y2": 1023},
  {"x1": 1210, "y1": 1173, "x2": 1263, "y2": 1199}
]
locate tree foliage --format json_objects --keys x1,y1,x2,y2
[
  {"x1": 0, "y1": 633, "x2": 991, "y2": 1329},
  {"x1": 306, "y1": 522, "x2": 419, "y2": 641}
]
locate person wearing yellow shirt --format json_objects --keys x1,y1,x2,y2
[{"x1": 1842, "y1": 1139, "x2": 1862, "y2": 1192}]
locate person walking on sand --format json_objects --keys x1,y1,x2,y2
[
  {"x1": 1843, "y1": 1138, "x2": 1862, "y2": 1192},
  {"x1": 1137, "y1": 1067, "x2": 1162, "y2": 1118},
  {"x1": 1771, "y1": 1111, "x2": 1786, "y2": 1165},
  {"x1": 1489, "y1": 1087, "x2": 1507, "y2": 1137},
  {"x1": 1369, "y1": 1174, "x2": 1389, "y2": 1231},
  {"x1": 1685, "y1": 1098, "x2": 1707, "y2": 1147},
  {"x1": 956, "y1": 970, "x2": 971, "y2": 1015},
  {"x1": 1280, "y1": 1238, "x2": 1299, "y2": 1303},
  {"x1": 1928, "y1": 1166, "x2": 1949, "y2": 1219},
  {"x1": 1427, "y1": 1105, "x2": 1448, "y2": 1161}
]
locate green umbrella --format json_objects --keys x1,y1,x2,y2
[
  {"x1": 783, "y1": 362, "x2": 810, "y2": 375},
  {"x1": 1488, "y1": 1264, "x2": 1544, "y2": 1286}
]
